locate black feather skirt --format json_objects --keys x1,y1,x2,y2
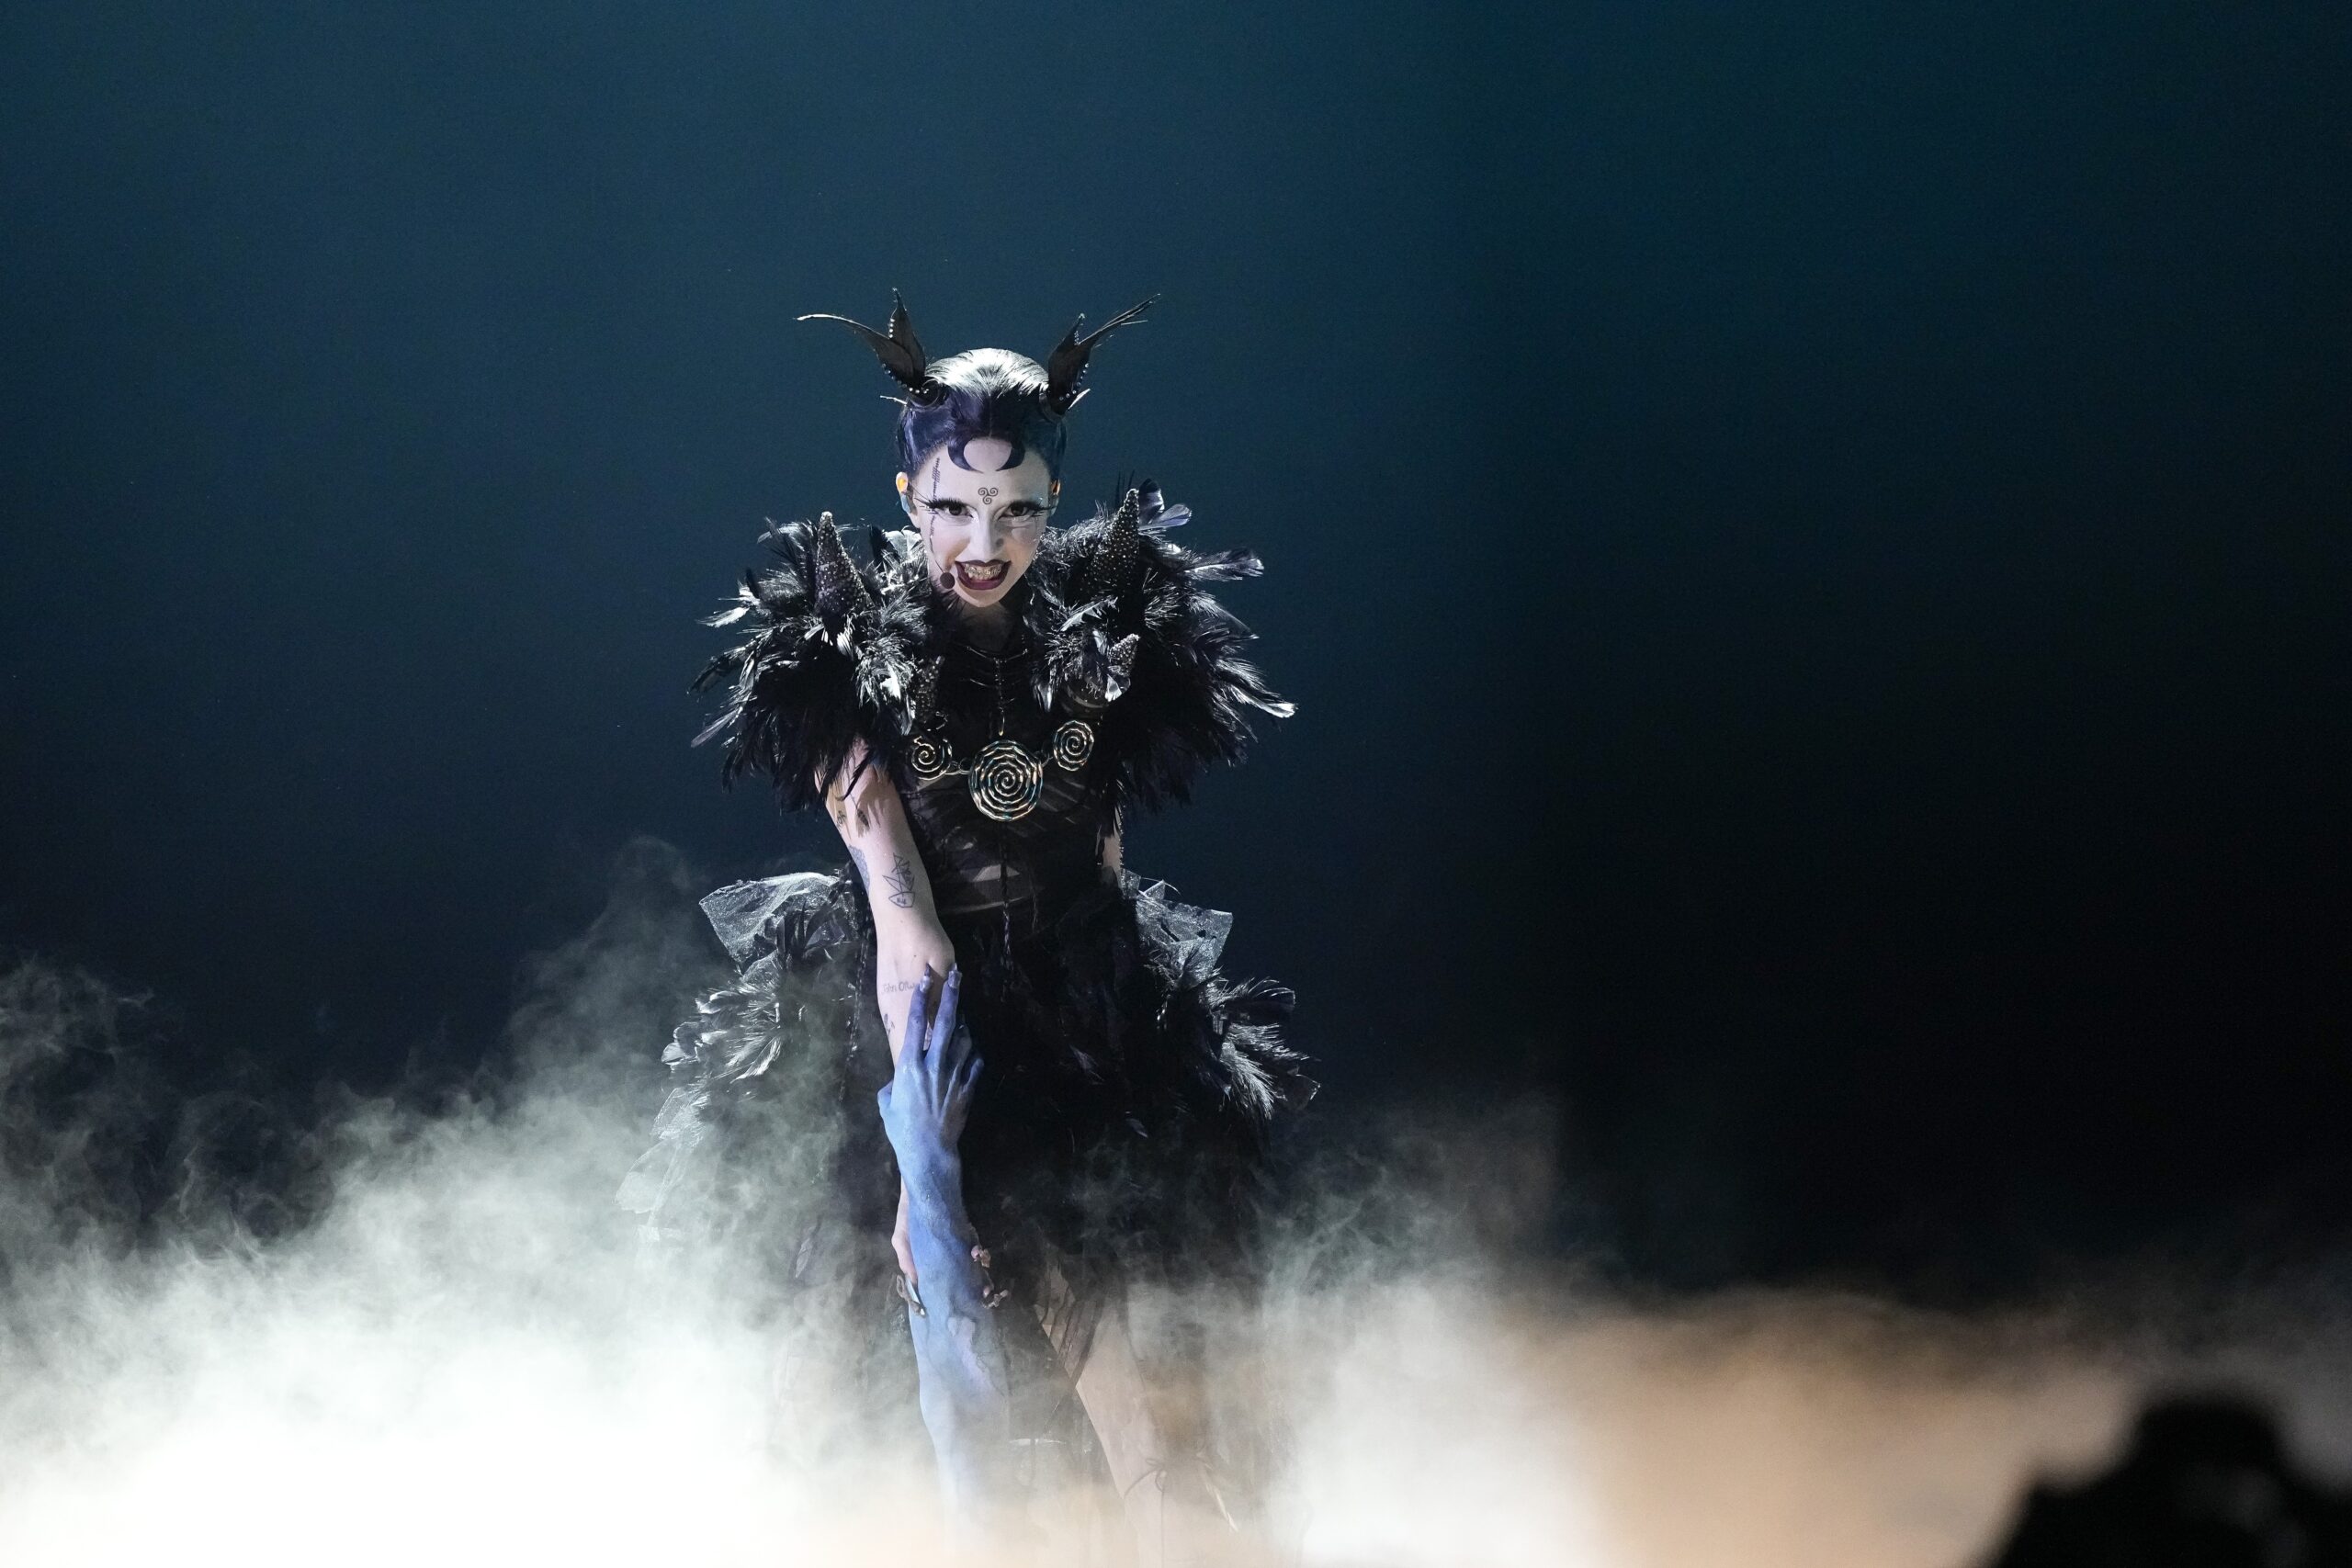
[{"x1": 618, "y1": 865, "x2": 1312, "y2": 1329}]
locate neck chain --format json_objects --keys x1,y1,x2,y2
[{"x1": 974, "y1": 639, "x2": 1017, "y2": 739}]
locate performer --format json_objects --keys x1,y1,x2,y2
[{"x1": 620, "y1": 294, "x2": 1310, "y2": 1555}]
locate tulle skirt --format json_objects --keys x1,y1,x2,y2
[{"x1": 617, "y1": 863, "x2": 1310, "y2": 1343}]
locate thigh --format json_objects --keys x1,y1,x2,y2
[{"x1": 1043, "y1": 1265, "x2": 1243, "y2": 1567}]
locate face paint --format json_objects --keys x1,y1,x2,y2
[{"x1": 899, "y1": 438, "x2": 1057, "y2": 610}]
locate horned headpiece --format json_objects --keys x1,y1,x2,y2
[{"x1": 797, "y1": 289, "x2": 1156, "y2": 414}]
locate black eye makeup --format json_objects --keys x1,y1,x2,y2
[{"x1": 918, "y1": 494, "x2": 1053, "y2": 523}]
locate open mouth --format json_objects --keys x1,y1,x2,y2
[{"x1": 953, "y1": 559, "x2": 1009, "y2": 592}]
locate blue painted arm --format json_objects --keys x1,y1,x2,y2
[{"x1": 876, "y1": 966, "x2": 1020, "y2": 1520}]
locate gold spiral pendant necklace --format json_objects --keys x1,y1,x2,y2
[{"x1": 910, "y1": 640, "x2": 1094, "y2": 822}]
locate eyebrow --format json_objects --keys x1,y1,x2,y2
[{"x1": 919, "y1": 491, "x2": 1053, "y2": 507}]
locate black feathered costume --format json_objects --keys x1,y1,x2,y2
[{"x1": 618, "y1": 483, "x2": 1312, "y2": 1380}]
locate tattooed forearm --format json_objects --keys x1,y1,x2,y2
[
  {"x1": 878, "y1": 977, "x2": 916, "y2": 1042},
  {"x1": 882, "y1": 853, "x2": 918, "y2": 910}
]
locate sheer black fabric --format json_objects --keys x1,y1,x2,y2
[
  {"x1": 620, "y1": 489, "x2": 1311, "y2": 1479},
  {"x1": 899, "y1": 629, "x2": 1114, "y2": 917}
]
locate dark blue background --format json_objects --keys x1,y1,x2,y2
[{"x1": 4, "y1": 2, "x2": 2346, "y2": 1289}]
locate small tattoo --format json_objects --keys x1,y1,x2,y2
[
  {"x1": 978, "y1": 483, "x2": 999, "y2": 502},
  {"x1": 849, "y1": 846, "x2": 870, "y2": 885},
  {"x1": 880, "y1": 978, "x2": 914, "y2": 1037},
  {"x1": 883, "y1": 853, "x2": 917, "y2": 910}
]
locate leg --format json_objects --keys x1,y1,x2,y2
[{"x1": 1035, "y1": 1261, "x2": 1243, "y2": 1568}]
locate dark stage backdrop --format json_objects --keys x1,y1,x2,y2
[{"x1": 2, "y1": 2, "x2": 2346, "y2": 1290}]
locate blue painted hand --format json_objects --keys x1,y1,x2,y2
[{"x1": 876, "y1": 964, "x2": 982, "y2": 1191}]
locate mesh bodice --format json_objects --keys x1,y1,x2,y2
[{"x1": 901, "y1": 627, "x2": 1114, "y2": 919}]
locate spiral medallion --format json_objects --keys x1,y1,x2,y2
[
  {"x1": 909, "y1": 732, "x2": 954, "y2": 783},
  {"x1": 1050, "y1": 719, "x2": 1096, "y2": 772},
  {"x1": 967, "y1": 738, "x2": 1044, "y2": 821}
]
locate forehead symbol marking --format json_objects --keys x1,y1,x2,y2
[{"x1": 978, "y1": 484, "x2": 1000, "y2": 502}]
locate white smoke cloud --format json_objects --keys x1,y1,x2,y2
[{"x1": 0, "y1": 841, "x2": 2345, "y2": 1567}]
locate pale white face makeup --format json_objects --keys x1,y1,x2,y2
[{"x1": 897, "y1": 436, "x2": 1059, "y2": 612}]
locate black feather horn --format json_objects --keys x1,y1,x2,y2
[
  {"x1": 1044, "y1": 296, "x2": 1156, "y2": 415},
  {"x1": 1079, "y1": 487, "x2": 1145, "y2": 606},
  {"x1": 809, "y1": 512, "x2": 875, "y2": 620},
  {"x1": 797, "y1": 289, "x2": 942, "y2": 403}
]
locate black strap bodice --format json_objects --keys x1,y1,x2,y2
[{"x1": 900, "y1": 628, "x2": 1114, "y2": 919}]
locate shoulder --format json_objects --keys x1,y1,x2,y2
[
  {"x1": 1035, "y1": 485, "x2": 1276, "y2": 636},
  {"x1": 691, "y1": 513, "x2": 933, "y2": 809},
  {"x1": 1031, "y1": 485, "x2": 1292, "y2": 812},
  {"x1": 735, "y1": 515, "x2": 926, "y2": 609},
  {"x1": 870, "y1": 525, "x2": 933, "y2": 604}
]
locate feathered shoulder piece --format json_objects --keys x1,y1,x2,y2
[
  {"x1": 1024, "y1": 483, "x2": 1294, "y2": 812},
  {"x1": 692, "y1": 512, "x2": 929, "y2": 810}
]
